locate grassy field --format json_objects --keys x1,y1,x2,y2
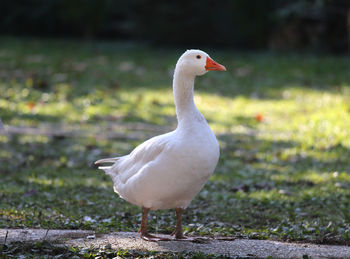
[{"x1": 1, "y1": 37, "x2": 350, "y2": 247}]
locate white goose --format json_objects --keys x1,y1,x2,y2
[{"x1": 95, "y1": 50, "x2": 226, "y2": 241}]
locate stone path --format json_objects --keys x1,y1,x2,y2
[{"x1": 1, "y1": 229, "x2": 349, "y2": 258}]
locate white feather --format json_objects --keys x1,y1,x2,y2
[{"x1": 95, "y1": 157, "x2": 120, "y2": 164}]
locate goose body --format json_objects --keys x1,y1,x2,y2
[
  {"x1": 95, "y1": 49, "x2": 226, "y2": 240},
  {"x1": 103, "y1": 118, "x2": 219, "y2": 210}
]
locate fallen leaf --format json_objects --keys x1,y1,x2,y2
[
  {"x1": 255, "y1": 113, "x2": 264, "y2": 122},
  {"x1": 27, "y1": 101, "x2": 36, "y2": 110}
]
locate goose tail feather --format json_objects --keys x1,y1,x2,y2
[
  {"x1": 98, "y1": 166, "x2": 112, "y2": 172},
  {"x1": 94, "y1": 157, "x2": 119, "y2": 165}
]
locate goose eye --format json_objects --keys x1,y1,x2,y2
[{"x1": 196, "y1": 55, "x2": 201, "y2": 59}]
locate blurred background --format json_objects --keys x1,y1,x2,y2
[
  {"x1": 1, "y1": 0, "x2": 350, "y2": 251},
  {"x1": 1, "y1": 0, "x2": 350, "y2": 53}
]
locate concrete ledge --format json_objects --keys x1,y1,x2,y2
[{"x1": 1, "y1": 229, "x2": 349, "y2": 258}]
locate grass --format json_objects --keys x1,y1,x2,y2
[
  {"x1": 0, "y1": 37, "x2": 350, "y2": 248},
  {"x1": 1, "y1": 241, "x2": 228, "y2": 259}
]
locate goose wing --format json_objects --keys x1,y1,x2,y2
[{"x1": 95, "y1": 131, "x2": 173, "y2": 183}]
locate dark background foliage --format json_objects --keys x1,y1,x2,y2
[{"x1": 1, "y1": 0, "x2": 350, "y2": 52}]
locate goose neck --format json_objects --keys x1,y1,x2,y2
[{"x1": 173, "y1": 69, "x2": 200, "y2": 126}]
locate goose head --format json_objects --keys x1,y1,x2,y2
[{"x1": 176, "y1": 49, "x2": 226, "y2": 76}]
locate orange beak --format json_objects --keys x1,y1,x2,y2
[{"x1": 205, "y1": 57, "x2": 226, "y2": 71}]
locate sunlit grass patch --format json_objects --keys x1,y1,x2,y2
[{"x1": 0, "y1": 37, "x2": 349, "y2": 244}]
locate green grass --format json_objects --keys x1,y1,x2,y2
[
  {"x1": 1, "y1": 241, "x2": 227, "y2": 259},
  {"x1": 0, "y1": 37, "x2": 350, "y2": 245}
]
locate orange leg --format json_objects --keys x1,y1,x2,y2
[
  {"x1": 170, "y1": 208, "x2": 187, "y2": 239},
  {"x1": 139, "y1": 207, "x2": 170, "y2": 242}
]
